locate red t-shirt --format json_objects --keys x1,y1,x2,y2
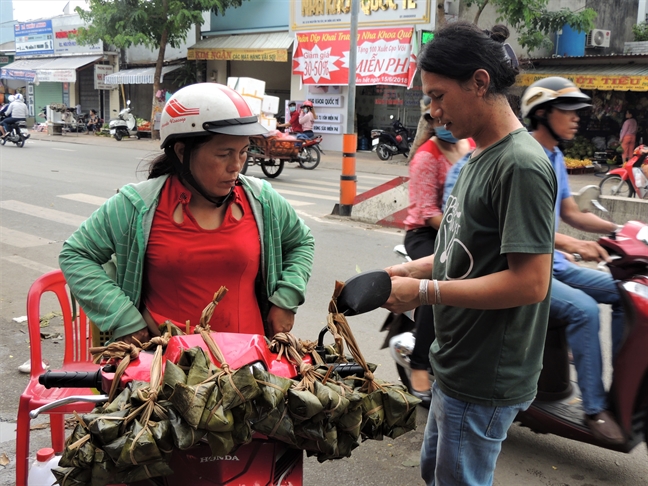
[
  {"x1": 288, "y1": 110, "x2": 303, "y2": 133},
  {"x1": 143, "y1": 176, "x2": 264, "y2": 334}
]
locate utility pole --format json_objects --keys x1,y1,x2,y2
[{"x1": 338, "y1": 0, "x2": 359, "y2": 217}]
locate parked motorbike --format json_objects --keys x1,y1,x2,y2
[
  {"x1": 384, "y1": 187, "x2": 648, "y2": 454},
  {"x1": 599, "y1": 144, "x2": 648, "y2": 199},
  {"x1": 372, "y1": 116, "x2": 412, "y2": 161},
  {"x1": 27, "y1": 271, "x2": 390, "y2": 486},
  {"x1": 0, "y1": 113, "x2": 30, "y2": 148},
  {"x1": 109, "y1": 100, "x2": 140, "y2": 141}
]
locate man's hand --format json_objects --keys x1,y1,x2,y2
[
  {"x1": 570, "y1": 240, "x2": 611, "y2": 263},
  {"x1": 383, "y1": 276, "x2": 421, "y2": 314},
  {"x1": 268, "y1": 305, "x2": 295, "y2": 336}
]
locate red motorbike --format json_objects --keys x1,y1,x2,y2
[
  {"x1": 599, "y1": 145, "x2": 648, "y2": 199},
  {"x1": 516, "y1": 219, "x2": 648, "y2": 453},
  {"x1": 27, "y1": 272, "x2": 389, "y2": 486}
]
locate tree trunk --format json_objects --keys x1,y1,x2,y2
[
  {"x1": 473, "y1": 0, "x2": 490, "y2": 25},
  {"x1": 436, "y1": 0, "x2": 446, "y2": 30}
]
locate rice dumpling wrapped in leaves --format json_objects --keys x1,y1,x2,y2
[
  {"x1": 230, "y1": 402, "x2": 255, "y2": 446},
  {"x1": 103, "y1": 434, "x2": 128, "y2": 464},
  {"x1": 294, "y1": 419, "x2": 326, "y2": 442},
  {"x1": 170, "y1": 381, "x2": 216, "y2": 429},
  {"x1": 149, "y1": 419, "x2": 174, "y2": 456},
  {"x1": 129, "y1": 380, "x2": 154, "y2": 408},
  {"x1": 313, "y1": 381, "x2": 349, "y2": 421},
  {"x1": 186, "y1": 347, "x2": 212, "y2": 386},
  {"x1": 382, "y1": 384, "x2": 421, "y2": 428},
  {"x1": 116, "y1": 419, "x2": 163, "y2": 468},
  {"x1": 90, "y1": 449, "x2": 116, "y2": 486},
  {"x1": 325, "y1": 381, "x2": 364, "y2": 411},
  {"x1": 287, "y1": 388, "x2": 324, "y2": 422},
  {"x1": 206, "y1": 431, "x2": 236, "y2": 457},
  {"x1": 332, "y1": 430, "x2": 359, "y2": 460},
  {"x1": 82, "y1": 408, "x2": 129, "y2": 446},
  {"x1": 168, "y1": 408, "x2": 206, "y2": 450},
  {"x1": 360, "y1": 390, "x2": 384, "y2": 440},
  {"x1": 161, "y1": 360, "x2": 187, "y2": 400},
  {"x1": 252, "y1": 366, "x2": 293, "y2": 410},
  {"x1": 51, "y1": 466, "x2": 92, "y2": 486},
  {"x1": 198, "y1": 385, "x2": 234, "y2": 432},
  {"x1": 101, "y1": 386, "x2": 132, "y2": 414},
  {"x1": 59, "y1": 423, "x2": 94, "y2": 469},
  {"x1": 251, "y1": 401, "x2": 296, "y2": 446},
  {"x1": 296, "y1": 423, "x2": 337, "y2": 456},
  {"x1": 336, "y1": 406, "x2": 362, "y2": 440},
  {"x1": 218, "y1": 366, "x2": 261, "y2": 410}
]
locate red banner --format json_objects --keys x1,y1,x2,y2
[{"x1": 293, "y1": 27, "x2": 416, "y2": 87}]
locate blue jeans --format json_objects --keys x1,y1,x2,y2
[
  {"x1": 421, "y1": 382, "x2": 532, "y2": 486},
  {"x1": 550, "y1": 263, "x2": 623, "y2": 416}
]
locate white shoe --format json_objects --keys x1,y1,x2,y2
[{"x1": 18, "y1": 359, "x2": 49, "y2": 373}]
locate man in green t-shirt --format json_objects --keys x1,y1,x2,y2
[{"x1": 384, "y1": 21, "x2": 557, "y2": 486}]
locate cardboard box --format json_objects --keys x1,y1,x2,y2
[
  {"x1": 259, "y1": 115, "x2": 277, "y2": 131},
  {"x1": 242, "y1": 94, "x2": 263, "y2": 116},
  {"x1": 227, "y1": 77, "x2": 266, "y2": 98},
  {"x1": 261, "y1": 95, "x2": 280, "y2": 115}
]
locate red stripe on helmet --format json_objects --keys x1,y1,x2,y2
[
  {"x1": 165, "y1": 99, "x2": 200, "y2": 118},
  {"x1": 215, "y1": 85, "x2": 254, "y2": 117}
]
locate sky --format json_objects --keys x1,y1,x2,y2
[{"x1": 10, "y1": 0, "x2": 87, "y2": 22}]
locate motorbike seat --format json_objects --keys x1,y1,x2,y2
[{"x1": 536, "y1": 317, "x2": 573, "y2": 401}]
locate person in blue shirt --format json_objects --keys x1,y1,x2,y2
[{"x1": 522, "y1": 77, "x2": 624, "y2": 445}]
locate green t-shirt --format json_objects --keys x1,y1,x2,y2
[{"x1": 431, "y1": 128, "x2": 557, "y2": 407}]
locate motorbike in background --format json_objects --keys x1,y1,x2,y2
[
  {"x1": 0, "y1": 113, "x2": 30, "y2": 148},
  {"x1": 372, "y1": 116, "x2": 412, "y2": 161},
  {"x1": 599, "y1": 144, "x2": 648, "y2": 199},
  {"x1": 109, "y1": 100, "x2": 140, "y2": 141}
]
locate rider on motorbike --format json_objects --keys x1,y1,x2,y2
[
  {"x1": 522, "y1": 76, "x2": 625, "y2": 445},
  {"x1": 297, "y1": 100, "x2": 316, "y2": 140},
  {"x1": 278, "y1": 101, "x2": 303, "y2": 135},
  {"x1": 59, "y1": 83, "x2": 315, "y2": 344},
  {"x1": 0, "y1": 93, "x2": 28, "y2": 138}
]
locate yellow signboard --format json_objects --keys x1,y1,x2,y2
[
  {"x1": 517, "y1": 73, "x2": 648, "y2": 91},
  {"x1": 188, "y1": 49, "x2": 288, "y2": 62}
]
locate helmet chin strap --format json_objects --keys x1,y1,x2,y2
[{"x1": 165, "y1": 141, "x2": 235, "y2": 208}]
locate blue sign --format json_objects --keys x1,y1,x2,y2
[
  {"x1": 0, "y1": 68, "x2": 36, "y2": 81},
  {"x1": 15, "y1": 20, "x2": 54, "y2": 57}
]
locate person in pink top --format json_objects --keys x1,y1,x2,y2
[
  {"x1": 620, "y1": 109, "x2": 637, "y2": 163},
  {"x1": 297, "y1": 100, "x2": 316, "y2": 139},
  {"x1": 401, "y1": 116, "x2": 475, "y2": 405}
]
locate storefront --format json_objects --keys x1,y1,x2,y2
[
  {"x1": 517, "y1": 56, "x2": 648, "y2": 164},
  {"x1": 289, "y1": 0, "x2": 434, "y2": 151}
]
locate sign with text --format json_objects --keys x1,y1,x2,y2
[
  {"x1": 313, "y1": 123, "x2": 342, "y2": 134},
  {"x1": 292, "y1": 0, "x2": 430, "y2": 30},
  {"x1": 316, "y1": 112, "x2": 342, "y2": 123},
  {"x1": 188, "y1": 48, "x2": 288, "y2": 62},
  {"x1": 94, "y1": 64, "x2": 115, "y2": 90},
  {"x1": 307, "y1": 94, "x2": 343, "y2": 107},
  {"x1": 15, "y1": 20, "x2": 54, "y2": 57},
  {"x1": 517, "y1": 73, "x2": 648, "y2": 92},
  {"x1": 293, "y1": 27, "x2": 416, "y2": 86},
  {"x1": 38, "y1": 69, "x2": 76, "y2": 83}
]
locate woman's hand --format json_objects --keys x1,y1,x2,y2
[
  {"x1": 267, "y1": 305, "x2": 295, "y2": 336},
  {"x1": 383, "y1": 276, "x2": 422, "y2": 314}
]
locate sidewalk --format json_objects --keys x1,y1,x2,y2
[{"x1": 25, "y1": 129, "x2": 411, "y2": 177}]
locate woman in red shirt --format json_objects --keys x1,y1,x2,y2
[{"x1": 402, "y1": 115, "x2": 475, "y2": 404}]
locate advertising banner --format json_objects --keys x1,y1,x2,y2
[
  {"x1": 0, "y1": 68, "x2": 36, "y2": 81},
  {"x1": 517, "y1": 73, "x2": 648, "y2": 92},
  {"x1": 293, "y1": 27, "x2": 415, "y2": 86},
  {"x1": 188, "y1": 49, "x2": 287, "y2": 62},
  {"x1": 37, "y1": 69, "x2": 77, "y2": 83},
  {"x1": 15, "y1": 20, "x2": 54, "y2": 57},
  {"x1": 94, "y1": 64, "x2": 115, "y2": 90}
]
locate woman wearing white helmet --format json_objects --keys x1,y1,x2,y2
[
  {"x1": 60, "y1": 83, "x2": 314, "y2": 344},
  {"x1": 1, "y1": 93, "x2": 28, "y2": 138},
  {"x1": 524, "y1": 76, "x2": 625, "y2": 445}
]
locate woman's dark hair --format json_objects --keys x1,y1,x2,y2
[
  {"x1": 418, "y1": 20, "x2": 518, "y2": 97},
  {"x1": 485, "y1": 24, "x2": 510, "y2": 44},
  {"x1": 148, "y1": 135, "x2": 213, "y2": 179}
]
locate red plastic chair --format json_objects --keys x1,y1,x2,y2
[{"x1": 16, "y1": 270, "x2": 100, "y2": 486}]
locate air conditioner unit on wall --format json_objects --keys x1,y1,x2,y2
[{"x1": 587, "y1": 29, "x2": 611, "y2": 48}]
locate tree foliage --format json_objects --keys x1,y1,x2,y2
[
  {"x1": 465, "y1": 0, "x2": 597, "y2": 53},
  {"x1": 74, "y1": 0, "x2": 246, "y2": 138},
  {"x1": 632, "y1": 22, "x2": 648, "y2": 42}
]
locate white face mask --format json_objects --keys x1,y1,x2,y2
[{"x1": 289, "y1": 106, "x2": 296, "y2": 112}]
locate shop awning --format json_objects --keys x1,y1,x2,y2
[
  {"x1": 187, "y1": 32, "x2": 293, "y2": 62},
  {"x1": 104, "y1": 65, "x2": 182, "y2": 85},
  {"x1": 517, "y1": 64, "x2": 648, "y2": 91},
  {"x1": 0, "y1": 55, "x2": 102, "y2": 82},
  {"x1": 292, "y1": 27, "x2": 417, "y2": 87}
]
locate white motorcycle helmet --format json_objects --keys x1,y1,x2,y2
[
  {"x1": 14, "y1": 93, "x2": 23, "y2": 102},
  {"x1": 160, "y1": 82, "x2": 266, "y2": 149},
  {"x1": 6, "y1": 95, "x2": 15, "y2": 103}
]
